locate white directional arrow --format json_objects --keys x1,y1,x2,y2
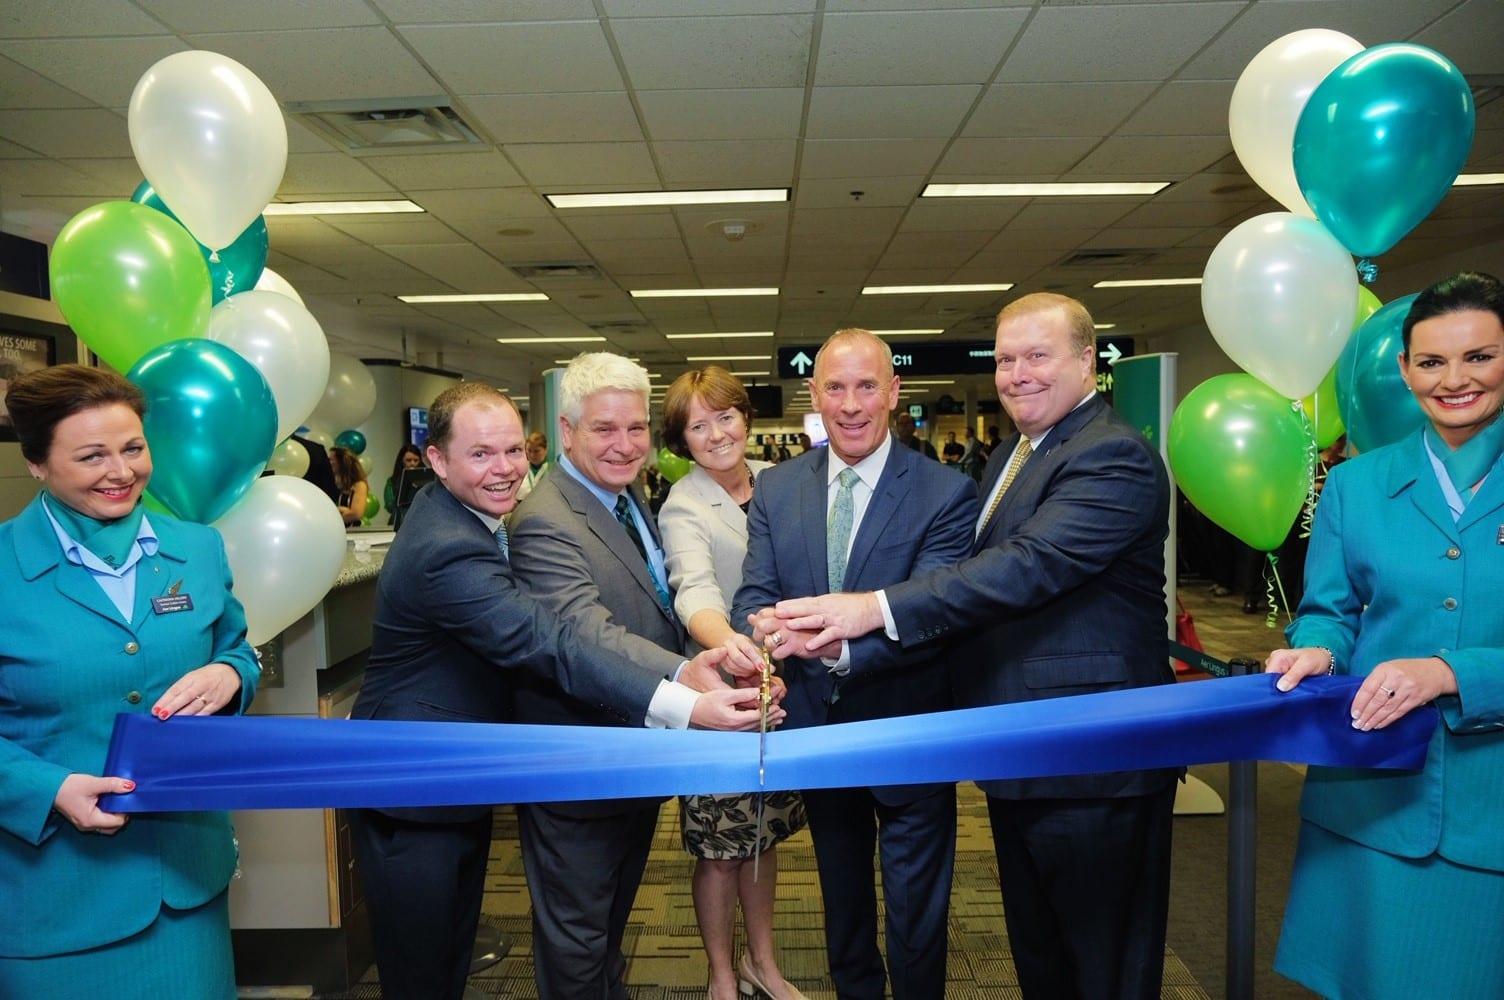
[
  {"x1": 1098, "y1": 342, "x2": 1122, "y2": 365},
  {"x1": 790, "y1": 350, "x2": 814, "y2": 375}
]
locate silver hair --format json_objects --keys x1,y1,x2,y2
[{"x1": 558, "y1": 352, "x2": 652, "y2": 424}]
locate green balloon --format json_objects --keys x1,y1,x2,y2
[
  {"x1": 1356, "y1": 286, "x2": 1382, "y2": 327},
  {"x1": 1169, "y1": 374, "x2": 1314, "y2": 552},
  {"x1": 1300, "y1": 366, "x2": 1345, "y2": 449},
  {"x1": 364, "y1": 493, "x2": 381, "y2": 520},
  {"x1": 657, "y1": 447, "x2": 693, "y2": 484},
  {"x1": 49, "y1": 201, "x2": 211, "y2": 373}
]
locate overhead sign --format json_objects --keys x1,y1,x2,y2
[{"x1": 777, "y1": 337, "x2": 1135, "y2": 381}]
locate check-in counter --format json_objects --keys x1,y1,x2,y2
[{"x1": 229, "y1": 534, "x2": 389, "y2": 992}]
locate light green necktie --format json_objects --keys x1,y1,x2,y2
[{"x1": 827, "y1": 468, "x2": 859, "y2": 592}]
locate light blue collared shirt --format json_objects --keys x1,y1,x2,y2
[
  {"x1": 556, "y1": 454, "x2": 669, "y2": 593},
  {"x1": 1422, "y1": 433, "x2": 1490, "y2": 523},
  {"x1": 41, "y1": 500, "x2": 159, "y2": 621}
]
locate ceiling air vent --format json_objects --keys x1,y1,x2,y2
[
  {"x1": 1061, "y1": 250, "x2": 1158, "y2": 267},
  {"x1": 286, "y1": 98, "x2": 483, "y2": 151},
  {"x1": 510, "y1": 263, "x2": 605, "y2": 281}
]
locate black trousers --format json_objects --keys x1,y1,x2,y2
[
  {"x1": 802, "y1": 784, "x2": 956, "y2": 1000},
  {"x1": 516, "y1": 800, "x2": 660, "y2": 1000},
  {"x1": 350, "y1": 808, "x2": 492, "y2": 1000},
  {"x1": 986, "y1": 784, "x2": 1176, "y2": 1000}
]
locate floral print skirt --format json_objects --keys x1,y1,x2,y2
[{"x1": 679, "y1": 790, "x2": 807, "y2": 860}]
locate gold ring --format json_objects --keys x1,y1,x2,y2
[{"x1": 771, "y1": 631, "x2": 783, "y2": 647}]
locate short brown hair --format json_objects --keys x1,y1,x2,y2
[
  {"x1": 661, "y1": 366, "x2": 753, "y2": 458},
  {"x1": 998, "y1": 292, "x2": 1097, "y2": 361},
  {"x1": 426, "y1": 382, "x2": 518, "y2": 454},
  {"x1": 4, "y1": 364, "x2": 146, "y2": 463}
]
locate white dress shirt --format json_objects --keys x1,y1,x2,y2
[{"x1": 822, "y1": 433, "x2": 894, "y2": 674}]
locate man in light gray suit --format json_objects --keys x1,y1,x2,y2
[{"x1": 509, "y1": 353, "x2": 773, "y2": 999}]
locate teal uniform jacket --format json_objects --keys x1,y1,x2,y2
[
  {"x1": 0, "y1": 495, "x2": 260, "y2": 958},
  {"x1": 1289, "y1": 431, "x2": 1504, "y2": 872}
]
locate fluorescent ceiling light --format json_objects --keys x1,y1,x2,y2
[
  {"x1": 730, "y1": 370, "x2": 770, "y2": 377},
  {"x1": 1454, "y1": 173, "x2": 1504, "y2": 187},
  {"x1": 687, "y1": 354, "x2": 769, "y2": 362},
  {"x1": 1092, "y1": 278, "x2": 1201, "y2": 288},
  {"x1": 547, "y1": 188, "x2": 789, "y2": 209},
  {"x1": 497, "y1": 335, "x2": 605, "y2": 345},
  {"x1": 863, "y1": 283, "x2": 1013, "y2": 295},
  {"x1": 1094, "y1": 323, "x2": 1116, "y2": 330},
  {"x1": 664, "y1": 331, "x2": 774, "y2": 340},
  {"x1": 922, "y1": 182, "x2": 1169, "y2": 198},
  {"x1": 901, "y1": 380, "x2": 956, "y2": 386},
  {"x1": 631, "y1": 287, "x2": 778, "y2": 298},
  {"x1": 554, "y1": 355, "x2": 641, "y2": 364},
  {"x1": 871, "y1": 328, "x2": 945, "y2": 336},
  {"x1": 265, "y1": 199, "x2": 424, "y2": 216},
  {"x1": 401, "y1": 293, "x2": 548, "y2": 303}
]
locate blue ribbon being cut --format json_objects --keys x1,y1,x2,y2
[{"x1": 101, "y1": 675, "x2": 1435, "y2": 813}]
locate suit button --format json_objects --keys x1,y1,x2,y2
[
  {"x1": 124, "y1": 641, "x2": 140, "y2": 654},
  {"x1": 126, "y1": 691, "x2": 142, "y2": 704},
  {"x1": 1446, "y1": 546, "x2": 1461, "y2": 559},
  {"x1": 1443, "y1": 598, "x2": 1458, "y2": 611}
]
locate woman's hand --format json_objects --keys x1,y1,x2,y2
[
  {"x1": 152, "y1": 662, "x2": 242, "y2": 720},
  {"x1": 1265, "y1": 647, "x2": 1332, "y2": 692},
  {"x1": 720, "y1": 632, "x2": 765, "y2": 679},
  {"x1": 1351, "y1": 657, "x2": 1457, "y2": 731},
  {"x1": 53, "y1": 773, "x2": 134, "y2": 834}
]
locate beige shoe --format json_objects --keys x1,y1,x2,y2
[{"x1": 737, "y1": 953, "x2": 807, "y2": 1000}]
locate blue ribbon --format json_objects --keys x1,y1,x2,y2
[{"x1": 100, "y1": 675, "x2": 1435, "y2": 813}]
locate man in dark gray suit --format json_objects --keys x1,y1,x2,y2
[
  {"x1": 350, "y1": 382, "x2": 764, "y2": 1000},
  {"x1": 770, "y1": 294, "x2": 1177, "y2": 1000},
  {"x1": 508, "y1": 354, "x2": 775, "y2": 998}
]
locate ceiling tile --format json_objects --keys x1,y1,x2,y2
[
  {"x1": 0, "y1": 137, "x2": 41, "y2": 158},
  {"x1": 799, "y1": 139, "x2": 947, "y2": 179},
  {"x1": 807, "y1": 86, "x2": 981, "y2": 140},
  {"x1": 792, "y1": 205, "x2": 906, "y2": 237},
  {"x1": 564, "y1": 212, "x2": 680, "y2": 241},
  {"x1": 1071, "y1": 135, "x2": 1232, "y2": 177},
  {"x1": 1112, "y1": 200, "x2": 1245, "y2": 228},
  {"x1": 137, "y1": 0, "x2": 382, "y2": 31},
  {"x1": 611, "y1": 15, "x2": 814, "y2": 89},
  {"x1": 325, "y1": 218, "x2": 464, "y2": 245},
  {"x1": 0, "y1": 55, "x2": 95, "y2": 110},
  {"x1": 964, "y1": 82, "x2": 1156, "y2": 138},
  {"x1": 464, "y1": 92, "x2": 643, "y2": 144},
  {"x1": 1117, "y1": 81, "x2": 1236, "y2": 136},
  {"x1": 937, "y1": 137, "x2": 1098, "y2": 176},
  {"x1": 0, "y1": 36, "x2": 189, "y2": 108},
  {"x1": 981, "y1": 227, "x2": 1103, "y2": 252},
  {"x1": 1154, "y1": 172, "x2": 1265, "y2": 203},
  {"x1": 56, "y1": 156, "x2": 146, "y2": 193},
  {"x1": 265, "y1": 218, "x2": 362, "y2": 247},
  {"x1": 0, "y1": 1, "x2": 165, "y2": 37},
  {"x1": 409, "y1": 186, "x2": 555, "y2": 221},
  {"x1": 378, "y1": 244, "x2": 532, "y2": 290},
  {"x1": 899, "y1": 200, "x2": 1025, "y2": 232},
  {"x1": 477, "y1": 240, "x2": 591, "y2": 263},
  {"x1": 653, "y1": 139, "x2": 797, "y2": 186},
  {"x1": 1006, "y1": 200, "x2": 1140, "y2": 231},
  {"x1": 1081, "y1": 227, "x2": 1203, "y2": 249},
  {"x1": 284, "y1": 119, "x2": 338, "y2": 154},
  {"x1": 795, "y1": 176, "x2": 924, "y2": 209},
  {"x1": 186, "y1": 27, "x2": 441, "y2": 102},
  {"x1": 360, "y1": 150, "x2": 524, "y2": 191},
  {"x1": 0, "y1": 158, "x2": 112, "y2": 197},
  {"x1": 815, "y1": 9, "x2": 1027, "y2": 86},
  {"x1": 397, "y1": 21, "x2": 623, "y2": 94},
  {"x1": 373, "y1": 0, "x2": 600, "y2": 22},
  {"x1": 0, "y1": 109, "x2": 130, "y2": 158},
  {"x1": 674, "y1": 205, "x2": 789, "y2": 236},
  {"x1": 604, "y1": 0, "x2": 817, "y2": 14},
  {"x1": 590, "y1": 237, "x2": 691, "y2": 260},
  {"x1": 636, "y1": 89, "x2": 804, "y2": 141},
  {"x1": 997, "y1": 3, "x2": 1244, "y2": 83},
  {"x1": 504, "y1": 142, "x2": 659, "y2": 187},
  {"x1": 279, "y1": 152, "x2": 395, "y2": 195}
]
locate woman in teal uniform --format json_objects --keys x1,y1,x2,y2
[
  {"x1": 0, "y1": 365, "x2": 260, "y2": 999},
  {"x1": 1267, "y1": 272, "x2": 1504, "y2": 999}
]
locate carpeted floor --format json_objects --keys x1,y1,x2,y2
[{"x1": 311, "y1": 585, "x2": 1317, "y2": 999}]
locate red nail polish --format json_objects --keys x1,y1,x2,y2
[{"x1": 123, "y1": 781, "x2": 135, "y2": 791}]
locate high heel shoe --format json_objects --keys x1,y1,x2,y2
[{"x1": 737, "y1": 953, "x2": 807, "y2": 999}]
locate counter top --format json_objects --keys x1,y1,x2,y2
[{"x1": 333, "y1": 538, "x2": 389, "y2": 588}]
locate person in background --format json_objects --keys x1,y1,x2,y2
[
  {"x1": 658, "y1": 367, "x2": 807, "y2": 1000},
  {"x1": 0, "y1": 365, "x2": 260, "y2": 999},
  {"x1": 941, "y1": 431, "x2": 964, "y2": 465},
  {"x1": 329, "y1": 445, "x2": 369, "y2": 527},
  {"x1": 894, "y1": 412, "x2": 937, "y2": 460},
  {"x1": 383, "y1": 444, "x2": 424, "y2": 525},
  {"x1": 293, "y1": 431, "x2": 340, "y2": 504},
  {"x1": 515, "y1": 431, "x2": 550, "y2": 504},
  {"x1": 1266, "y1": 271, "x2": 1504, "y2": 1000},
  {"x1": 959, "y1": 427, "x2": 983, "y2": 480},
  {"x1": 980, "y1": 425, "x2": 1001, "y2": 462}
]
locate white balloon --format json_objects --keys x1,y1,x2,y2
[
  {"x1": 254, "y1": 266, "x2": 304, "y2": 306},
  {"x1": 128, "y1": 50, "x2": 288, "y2": 251},
  {"x1": 309, "y1": 353, "x2": 378, "y2": 431},
  {"x1": 1229, "y1": 29, "x2": 1363, "y2": 216},
  {"x1": 207, "y1": 290, "x2": 331, "y2": 443},
  {"x1": 266, "y1": 437, "x2": 310, "y2": 477},
  {"x1": 301, "y1": 426, "x2": 335, "y2": 450},
  {"x1": 358, "y1": 453, "x2": 373, "y2": 476},
  {"x1": 215, "y1": 476, "x2": 346, "y2": 645},
  {"x1": 1201, "y1": 213, "x2": 1359, "y2": 400}
]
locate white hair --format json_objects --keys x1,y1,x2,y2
[{"x1": 559, "y1": 352, "x2": 651, "y2": 424}]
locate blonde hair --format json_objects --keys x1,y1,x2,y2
[{"x1": 998, "y1": 292, "x2": 1097, "y2": 361}]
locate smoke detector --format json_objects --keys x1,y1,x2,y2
[{"x1": 704, "y1": 218, "x2": 762, "y2": 242}]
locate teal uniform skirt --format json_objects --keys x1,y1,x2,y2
[
  {"x1": 1276, "y1": 822, "x2": 1504, "y2": 999},
  {"x1": 0, "y1": 891, "x2": 234, "y2": 1000}
]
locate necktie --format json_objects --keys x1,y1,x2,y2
[
  {"x1": 979, "y1": 439, "x2": 1032, "y2": 536},
  {"x1": 614, "y1": 494, "x2": 672, "y2": 613},
  {"x1": 827, "y1": 468, "x2": 859, "y2": 592},
  {"x1": 494, "y1": 521, "x2": 509, "y2": 562}
]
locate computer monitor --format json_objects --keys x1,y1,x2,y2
[{"x1": 392, "y1": 466, "x2": 436, "y2": 530}]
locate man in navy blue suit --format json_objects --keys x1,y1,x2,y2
[
  {"x1": 769, "y1": 294, "x2": 1177, "y2": 1000},
  {"x1": 733, "y1": 329, "x2": 978, "y2": 999}
]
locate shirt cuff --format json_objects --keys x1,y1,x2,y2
[
  {"x1": 646, "y1": 679, "x2": 698, "y2": 730},
  {"x1": 822, "y1": 640, "x2": 851, "y2": 677},
  {"x1": 876, "y1": 589, "x2": 898, "y2": 641}
]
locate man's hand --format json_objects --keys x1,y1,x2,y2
[
  {"x1": 748, "y1": 609, "x2": 840, "y2": 660},
  {"x1": 679, "y1": 646, "x2": 733, "y2": 693},
  {"x1": 53, "y1": 773, "x2": 134, "y2": 834},
  {"x1": 719, "y1": 632, "x2": 765, "y2": 680},
  {"x1": 772, "y1": 592, "x2": 885, "y2": 650},
  {"x1": 689, "y1": 688, "x2": 786, "y2": 731}
]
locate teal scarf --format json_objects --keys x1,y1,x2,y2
[
  {"x1": 1425, "y1": 412, "x2": 1504, "y2": 505},
  {"x1": 43, "y1": 493, "x2": 146, "y2": 568}
]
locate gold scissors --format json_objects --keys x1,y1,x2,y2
[{"x1": 753, "y1": 645, "x2": 772, "y2": 881}]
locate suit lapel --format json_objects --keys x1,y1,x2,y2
[
  {"x1": 558, "y1": 473, "x2": 670, "y2": 617},
  {"x1": 843, "y1": 443, "x2": 908, "y2": 587},
  {"x1": 13, "y1": 496, "x2": 135, "y2": 630},
  {"x1": 1455, "y1": 452, "x2": 1504, "y2": 534},
  {"x1": 977, "y1": 395, "x2": 1106, "y2": 548},
  {"x1": 1389, "y1": 434, "x2": 1461, "y2": 545},
  {"x1": 802, "y1": 450, "x2": 831, "y2": 595}
]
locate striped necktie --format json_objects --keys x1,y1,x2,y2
[
  {"x1": 827, "y1": 467, "x2": 860, "y2": 592},
  {"x1": 494, "y1": 521, "x2": 509, "y2": 562},
  {"x1": 614, "y1": 494, "x2": 673, "y2": 614},
  {"x1": 979, "y1": 439, "x2": 1032, "y2": 536}
]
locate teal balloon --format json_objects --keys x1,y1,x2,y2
[
  {"x1": 334, "y1": 429, "x2": 367, "y2": 455},
  {"x1": 129, "y1": 339, "x2": 278, "y2": 524},
  {"x1": 132, "y1": 179, "x2": 268, "y2": 303},
  {"x1": 1334, "y1": 293, "x2": 1428, "y2": 452},
  {"x1": 1293, "y1": 43, "x2": 1475, "y2": 258}
]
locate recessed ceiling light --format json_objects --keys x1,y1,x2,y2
[
  {"x1": 862, "y1": 283, "x2": 1013, "y2": 295},
  {"x1": 664, "y1": 331, "x2": 775, "y2": 339},
  {"x1": 631, "y1": 288, "x2": 779, "y2": 298},
  {"x1": 922, "y1": 182, "x2": 1169, "y2": 198},
  {"x1": 265, "y1": 199, "x2": 424, "y2": 215},
  {"x1": 401, "y1": 293, "x2": 549, "y2": 303},
  {"x1": 497, "y1": 336, "x2": 606, "y2": 345},
  {"x1": 686, "y1": 355, "x2": 769, "y2": 362},
  {"x1": 870, "y1": 328, "x2": 946, "y2": 336},
  {"x1": 547, "y1": 188, "x2": 789, "y2": 209},
  {"x1": 1092, "y1": 278, "x2": 1201, "y2": 288},
  {"x1": 1454, "y1": 173, "x2": 1504, "y2": 186},
  {"x1": 1094, "y1": 323, "x2": 1116, "y2": 329}
]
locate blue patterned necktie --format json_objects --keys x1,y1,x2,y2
[
  {"x1": 614, "y1": 494, "x2": 673, "y2": 614},
  {"x1": 827, "y1": 467, "x2": 859, "y2": 592},
  {"x1": 494, "y1": 521, "x2": 509, "y2": 563}
]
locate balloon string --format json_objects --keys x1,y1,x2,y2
[
  {"x1": 1299, "y1": 402, "x2": 1319, "y2": 541},
  {"x1": 1263, "y1": 552, "x2": 1280, "y2": 630},
  {"x1": 1356, "y1": 258, "x2": 1379, "y2": 284}
]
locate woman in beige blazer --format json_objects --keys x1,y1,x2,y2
[{"x1": 659, "y1": 368, "x2": 807, "y2": 1000}]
